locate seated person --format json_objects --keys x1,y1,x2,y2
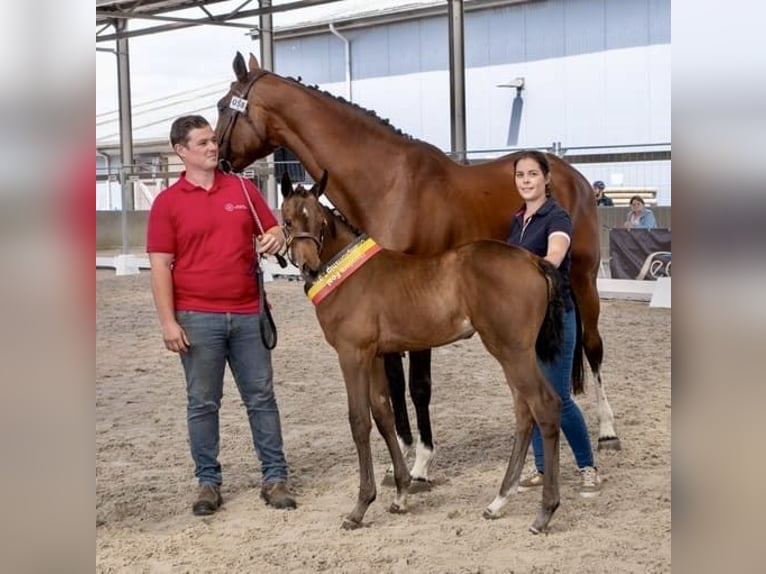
[{"x1": 624, "y1": 195, "x2": 657, "y2": 229}]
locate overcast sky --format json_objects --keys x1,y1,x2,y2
[
  {"x1": 96, "y1": 22, "x2": 260, "y2": 116},
  {"x1": 94, "y1": 0, "x2": 429, "y2": 116}
]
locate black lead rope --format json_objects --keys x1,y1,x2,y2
[
  {"x1": 254, "y1": 253, "x2": 278, "y2": 350},
  {"x1": 228, "y1": 168, "x2": 286, "y2": 350}
]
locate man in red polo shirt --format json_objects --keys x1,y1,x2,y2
[{"x1": 147, "y1": 115, "x2": 295, "y2": 515}]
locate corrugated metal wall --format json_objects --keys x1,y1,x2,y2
[
  {"x1": 273, "y1": 0, "x2": 670, "y2": 198},
  {"x1": 274, "y1": 0, "x2": 670, "y2": 145}
]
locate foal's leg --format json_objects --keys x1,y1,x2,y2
[
  {"x1": 528, "y1": 385, "x2": 561, "y2": 534},
  {"x1": 408, "y1": 349, "x2": 436, "y2": 485},
  {"x1": 369, "y1": 357, "x2": 411, "y2": 513},
  {"x1": 483, "y1": 364, "x2": 561, "y2": 534},
  {"x1": 382, "y1": 353, "x2": 413, "y2": 486},
  {"x1": 338, "y1": 350, "x2": 376, "y2": 529},
  {"x1": 571, "y1": 269, "x2": 621, "y2": 450},
  {"x1": 483, "y1": 385, "x2": 533, "y2": 520}
]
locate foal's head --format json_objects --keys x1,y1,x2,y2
[{"x1": 280, "y1": 171, "x2": 330, "y2": 279}]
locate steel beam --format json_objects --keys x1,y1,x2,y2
[
  {"x1": 96, "y1": 0, "x2": 344, "y2": 42},
  {"x1": 258, "y1": 0, "x2": 278, "y2": 209},
  {"x1": 447, "y1": 0, "x2": 466, "y2": 163}
]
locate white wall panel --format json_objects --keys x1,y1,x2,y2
[
  {"x1": 648, "y1": 44, "x2": 672, "y2": 141},
  {"x1": 331, "y1": 43, "x2": 669, "y2": 153}
]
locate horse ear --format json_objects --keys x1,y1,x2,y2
[
  {"x1": 233, "y1": 52, "x2": 248, "y2": 83},
  {"x1": 315, "y1": 170, "x2": 328, "y2": 198},
  {"x1": 280, "y1": 172, "x2": 293, "y2": 198},
  {"x1": 248, "y1": 53, "x2": 261, "y2": 72}
]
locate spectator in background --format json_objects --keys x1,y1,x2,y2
[
  {"x1": 592, "y1": 180, "x2": 614, "y2": 206},
  {"x1": 624, "y1": 195, "x2": 657, "y2": 229}
]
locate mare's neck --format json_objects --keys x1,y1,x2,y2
[
  {"x1": 262, "y1": 76, "x2": 443, "y2": 231},
  {"x1": 264, "y1": 78, "x2": 395, "y2": 171},
  {"x1": 318, "y1": 209, "x2": 364, "y2": 266}
]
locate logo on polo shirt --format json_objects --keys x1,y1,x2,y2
[{"x1": 224, "y1": 203, "x2": 249, "y2": 212}]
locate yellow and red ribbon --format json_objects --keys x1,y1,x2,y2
[{"x1": 307, "y1": 236, "x2": 382, "y2": 305}]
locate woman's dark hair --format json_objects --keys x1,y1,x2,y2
[
  {"x1": 629, "y1": 195, "x2": 645, "y2": 206},
  {"x1": 514, "y1": 150, "x2": 553, "y2": 197},
  {"x1": 170, "y1": 115, "x2": 211, "y2": 147}
]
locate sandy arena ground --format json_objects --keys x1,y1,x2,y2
[{"x1": 96, "y1": 271, "x2": 671, "y2": 573}]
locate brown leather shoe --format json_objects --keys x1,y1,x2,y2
[
  {"x1": 260, "y1": 481, "x2": 296, "y2": 509},
  {"x1": 192, "y1": 483, "x2": 222, "y2": 516}
]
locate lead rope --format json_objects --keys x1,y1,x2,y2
[{"x1": 236, "y1": 174, "x2": 286, "y2": 350}]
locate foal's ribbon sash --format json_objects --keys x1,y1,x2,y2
[{"x1": 307, "y1": 234, "x2": 382, "y2": 305}]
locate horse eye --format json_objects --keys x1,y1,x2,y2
[{"x1": 283, "y1": 219, "x2": 291, "y2": 227}]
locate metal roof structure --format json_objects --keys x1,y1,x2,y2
[
  {"x1": 96, "y1": 0, "x2": 347, "y2": 42},
  {"x1": 97, "y1": 0, "x2": 473, "y2": 210},
  {"x1": 95, "y1": 0, "x2": 480, "y2": 147}
]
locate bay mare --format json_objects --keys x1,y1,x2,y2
[
  {"x1": 280, "y1": 172, "x2": 565, "y2": 533},
  {"x1": 215, "y1": 52, "x2": 621, "y2": 482}
]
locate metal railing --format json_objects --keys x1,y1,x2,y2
[{"x1": 96, "y1": 142, "x2": 671, "y2": 210}]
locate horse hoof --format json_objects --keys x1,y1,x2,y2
[
  {"x1": 408, "y1": 478, "x2": 432, "y2": 493},
  {"x1": 389, "y1": 502, "x2": 408, "y2": 515},
  {"x1": 529, "y1": 523, "x2": 548, "y2": 535},
  {"x1": 341, "y1": 518, "x2": 363, "y2": 530},
  {"x1": 482, "y1": 508, "x2": 501, "y2": 520},
  {"x1": 597, "y1": 436, "x2": 622, "y2": 451},
  {"x1": 381, "y1": 472, "x2": 396, "y2": 487}
]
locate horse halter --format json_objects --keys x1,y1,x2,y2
[
  {"x1": 217, "y1": 69, "x2": 270, "y2": 171},
  {"x1": 283, "y1": 220, "x2": 326, "y2": 271}
]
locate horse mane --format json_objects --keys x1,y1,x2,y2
[
  {"x1": 284, "y1": 75, "x2": 417, "y2": 142},
  {"x1": 322, "y1": 204, "x2": 363, "y2": 239}
]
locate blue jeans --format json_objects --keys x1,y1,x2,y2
[
  {"x1": 532, "y1": 308, "x2": 595, "y2": 471},
  {"x1": 176, "y1": 311, "x2": 289, "y2": 486}
]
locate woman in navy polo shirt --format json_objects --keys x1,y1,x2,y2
[{"x1": 508, "y1": 150, "x2": 603, "y2": 498}]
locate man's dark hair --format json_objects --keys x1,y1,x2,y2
[{"x1": 170, "y1": 115, "x2": 211, "y2": 147}]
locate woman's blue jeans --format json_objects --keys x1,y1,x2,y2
[
  {"x1": 176, "y1": 311, "x2": 289, "y2": 486},
  {"x1": 532, "y1": 307, "x2": 595, "y2": 471}
]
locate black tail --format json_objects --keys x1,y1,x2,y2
[
  {"x1": 535, "y1": 260, "x2": 565, "y2": 364},
  {"x1": 571, "y1": 300, "x2": 585, "y2": 395}
]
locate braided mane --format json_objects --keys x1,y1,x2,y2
[
  {"x1": 324, "y1": 205, "x2": 363, "y2": 238},
  {"x1": 284, "y1": 76, "x2": 417, "y2": 142}
]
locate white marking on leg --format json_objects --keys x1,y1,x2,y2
[
  {"x1": 393, "y1": 489, "x2": 408, "y2": 511},
  {"x1": 594, "y1": 369, "x2": 617, "y2": 439},
  {"x1": 485, "y1": 494, "x2": 510, "y2": 518},
  {"x1": 410, "y1": 438, "x2": 435, "y2": 481},
  {"x1": 398, "y1": 435, "x2": 412, "y2": 459},
  {"x1": 386, "y1": 435, "x2": 412, "y2": 478}
]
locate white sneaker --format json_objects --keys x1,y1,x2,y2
[
  {"x1": 517, "y1": 467, "x2": 544, "y2": 492},
  {"x1": 579, "y1": 466, "x2": 603, "y2": 498}
]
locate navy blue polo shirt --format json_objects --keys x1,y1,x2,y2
[{"x1": 507, "y1": 197, "x2": 573, "y2": 310}]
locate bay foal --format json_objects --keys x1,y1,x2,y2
[{"x1": 280, "y1": 172, "x2": 564, "y2": 533}]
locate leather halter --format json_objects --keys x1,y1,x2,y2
[
  {"x1": 217, "y1": 70, "x2": 270, "y2": 169},
  {"x1": 283, "y1": 222, "x2": 326, "y2": 270}
]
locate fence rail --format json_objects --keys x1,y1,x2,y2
[{"x1": 96, "y1": 142, "x2": 671, "y2": 211}]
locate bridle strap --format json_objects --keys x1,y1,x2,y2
[
  {"x1": 284, "y1": 226, "x2": 325, "y2": 269},
  {"x1": 218, "y1": 70, "x2": 270, "y2": 166}
]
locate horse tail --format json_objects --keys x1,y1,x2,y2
[
  {"x1": 571, "y1": 300, "x2": 586, "y2": 395},
  {"x1": 535, "y1": 259, "x2": 565, "y2": 364}
]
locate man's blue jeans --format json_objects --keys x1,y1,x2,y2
[
  {"x1": 532, "y1": 307, "x2": 595, "y2": 471},
  {"x1": 176, "y1": 311, "x2": 289, "y2": 486}
]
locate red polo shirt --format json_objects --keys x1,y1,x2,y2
[{"x1": 147, "y1": 171, "x2": 278, "y2": 313}]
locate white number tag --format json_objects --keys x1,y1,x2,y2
[{"x1": 229, "y1": 96, "x2": 247, "y2": 113}]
